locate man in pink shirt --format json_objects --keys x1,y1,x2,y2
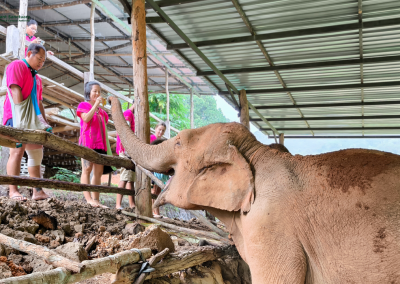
[
  {"x1": 3, "y1": 43, "x2": 50, "y2": 201},
  {"x1": 115, "y1": 104, "x2": 136, "y2": 209}
]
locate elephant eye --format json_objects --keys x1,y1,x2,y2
[{"x1": 198, "y1": 164, "x2": 214, "y2": 174}]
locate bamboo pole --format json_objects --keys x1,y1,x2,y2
[
  {"x1": 121, "y1": 211, "x2": 230, "y2": 243},
  {"x1": 132, "y1": 0, "x2": 152, "y2": 218},
  {"x1": 89, "y1": 3, "x2": 95, "y2": 80},
  {"x1": 0, "y1": 248, "x2": 151, "y2": 284},
  {"x1": 190, "y1": 87, "x2": 194, "y2": 129},
  {"x1": 239, "y1": 89, "x2": 250, "y2": 129},
  {"x1": 0, "y1": 233, "x2": 84, "y2": 273},
  {"x1": 18, "y1": 0, "x2": 28, "y2": 60},
  {"x1": 165, "y1": 69, "x2": 170, "y2": 138}
]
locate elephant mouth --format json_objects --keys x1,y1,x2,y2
[{"x1": 153, "y1": 175, "x2": 173, "y2": 209}]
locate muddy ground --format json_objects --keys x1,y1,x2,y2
[{"x1": 0, "y1": 186, "x2": 250, "y2": 283}]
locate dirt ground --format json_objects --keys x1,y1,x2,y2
[{"x1": 0, "y1": 185, "x2": 250, "y2": 283}]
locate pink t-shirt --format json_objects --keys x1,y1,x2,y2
[
  {"x1": 2, "y1": 60, "x2": 43, "y2": 125},
  {"x1": 150, "y1": 134, "x2": 157, "y2": 144},
  {"x1": 77, "y1": 102, "x2": 109, "y2": 151},
  {"x1": 116, "y1": 109, "x2": 135, "y2": 154},
  {"x1": 25, "y1": 34, "x2": 37, "y2": 57}
]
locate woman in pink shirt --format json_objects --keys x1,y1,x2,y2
[
  {"x1": 25, "y1": 19, "x2": 54, "y2": 57},
  {"x1": 77, "y1": 81, "x2": 110, "y2": 208},
  {"x1": 150, "y1": 121, "x2": 167, "y2": 143}
]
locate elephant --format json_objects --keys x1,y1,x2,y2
[{"x1": 110, "y1": 97, "x2": 400, "y2": 283}]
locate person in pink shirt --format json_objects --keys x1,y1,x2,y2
[
  {"x1": 77, "y1": 81, "x2": 111, "y2": 208},
  {"x1": 150, "y1": 121, "x2": 167, "y2": 143},
  {"x1": 4, "y1": 43, "x2": 50, "y2": 201},
  {"x1": 25, "y1": 19, "x2": 54, "y2": 57},
  {"x1": 115, "y1": 104, "x2": 136, "y2": 209}
]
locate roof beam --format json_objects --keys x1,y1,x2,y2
[
  {"x1": 261, "y1": 127, "x2": 400, "y2": 131},
  {"x1": 144, "y1": 0, "x2": 207, "y2": 9},
  {"x1": 41, "y1": 16, "x2": 164, "y2": 27},
  {"x1": 45, "y1": 36, "x2": 131, "y2": 42},
  {"x1": 196, "y1": 55, "x2": 400, "y2": 76},
  {"x1": 70, "y1": 42, "x2": 132, "y2": 60},
  {"x1": 250, "y1": 115, "x2": 400, "y2": 122},
  {"x1": 167, "y1": 18, "x2": 400, "y2": 49},
  {"x1": 256, "y1": 100, "x2": 400, "y2": 110},
  {"x1": 0, "y1": 0, "x2": 92, "y2": 14},
  {"x1": 219, "y1": 81, "x2": 400, "y2": 95}
]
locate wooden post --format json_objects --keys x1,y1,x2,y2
[
  {"x1": 279, "y1": 133, "x2": 284, "y2": 145},
  {"x1": 6, "y1": 25, "x2": 20, "y2": 58},
  {"x1": 132, "y1": 0, "x2": 152, "y2": 218},
  {"x1": 165, "y1": 69, "x2": 170, "y2": 138},
  {"x1": 68, "y1": 38, "x2": 71, "y2": 61},
  {"x1": 239, "y1": 89, "x2": 249, "y2": 129},
  {"x1": 18, "y1": 0, "x2": 28, "y2": 59},
  {"x1": 190, "y1": 87, "x2": 194, "y2": 129},
  {"x1": 89, "y1": 3, "x2": 96, "y2": 79},
  {"x1": 0, "y1": 27, "x2": 20, "y2": 174}
]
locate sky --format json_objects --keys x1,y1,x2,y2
[{"x1": 214, "y1": 95, "x2": 400, "y2": 156}]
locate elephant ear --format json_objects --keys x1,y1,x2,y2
[{"x1": 187, "y1": 145, "x2": 255, "y2": 213}]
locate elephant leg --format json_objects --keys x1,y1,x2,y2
[{"x1": 245, "y1": 238, "x2": 307, "y2": 283}]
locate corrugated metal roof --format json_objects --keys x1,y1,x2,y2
[
  {"x1": 1, "y1": 0, "x2": 399, "y2": 137},
  {"x1": 143, "y1": 0, "x2": 400, "y2": 137}
]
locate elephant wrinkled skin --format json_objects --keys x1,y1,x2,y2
[{"x1": 110, "y1": 97, "x2": 400, "y2": 283}]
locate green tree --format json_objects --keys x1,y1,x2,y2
[
  {"x1": 188, "y1": 95, "x2": 229, "y2": 128},
  {"x1": 148, "y1": 93, "x2": 229, "y2": 136}
]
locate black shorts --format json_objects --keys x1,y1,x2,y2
[{"x1": 93, "y1": 149, "x2": 113, "y2": 175}]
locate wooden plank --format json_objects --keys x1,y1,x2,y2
[{"x1": 132, "y1": 0, "x2": 152, "y2": 217}]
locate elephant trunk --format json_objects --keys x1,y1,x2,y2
[{"x1": 109, "y1": 97, "x2": 176, "y2": 172}]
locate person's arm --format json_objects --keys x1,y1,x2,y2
[
  {"x1": 10, "y1": 84, "x2": 23, "y2": 104},
  {"x1": 80, "y1": 97, "x2": 102, "y2": 123}
]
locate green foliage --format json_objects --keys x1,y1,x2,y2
[
  {"x1": 148, "y1": 93, "x2": 229, "y2": 136},
  {"x1": 50, "y1": 166, "x2": 81, "y2": 183}
]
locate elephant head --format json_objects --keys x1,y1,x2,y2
[{"x1": 110, "y1": 97, "x2": 262, "y2": 213}]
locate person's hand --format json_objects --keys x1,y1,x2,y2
[
  {"x1": 32, "y1": 37, "x2": 41, "y2": 44},
  {"x1": 95, "y1": 96, "x2": 103, "y2": 106},
  {"x1": 47, "y1": 51, "x2": 54, "y2": 56}
]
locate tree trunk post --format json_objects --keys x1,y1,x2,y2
[
  {"x1": 190, "y1": 87, "x2": 194, "y2": 129},
  {"x1": 89, "y1": 3, "x2": 95, "y2": 80},
  {"x1": 132, "y1": 0, "x2": 152, "y2": 218},
  {"x1": 239, "y1": 89, "x2": 249, "y2": 129},
  {"x1": 279, "y1": 133, "x2": 284, "y2": 145},
  {"x1": 18, "y1": 0, "x2": 28, "y2": 59},
  {"x1": 165, "y1": 69, "x2": 170, "y2": 138}
]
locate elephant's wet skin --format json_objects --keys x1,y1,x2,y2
[{"x1": 110, "y1": 96, "x2": 400, "y2": 284}]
